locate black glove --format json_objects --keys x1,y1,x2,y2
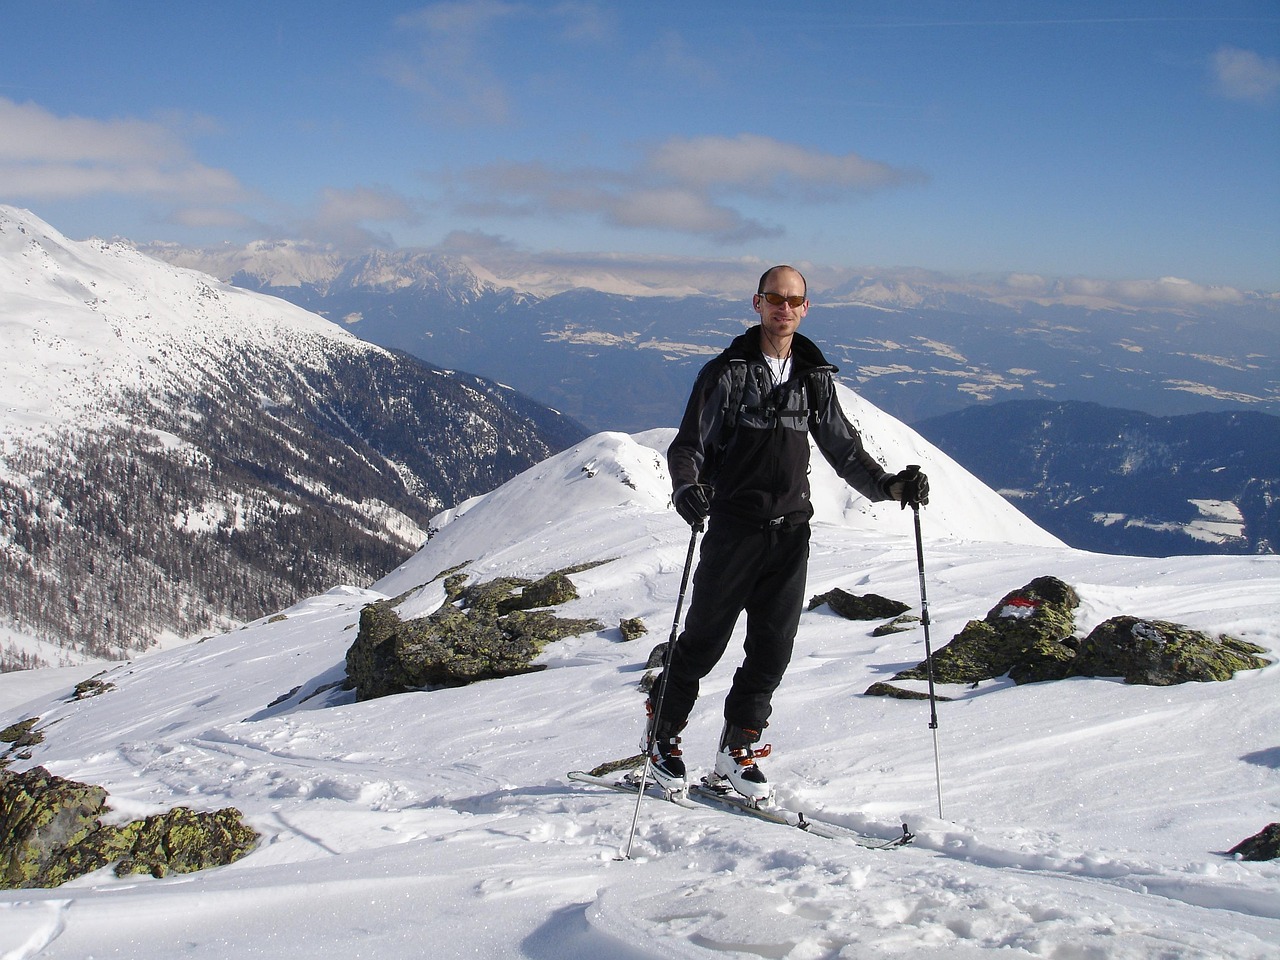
[
  {"x1": 885, "y1": 465, "x2": 930, "y2": 509},
  {"x1": 673, "y1": 484, "x2": 711, "y2": 527}
]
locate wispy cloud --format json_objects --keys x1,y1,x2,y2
[
  {"x1": 447, "y1": 135, "x2": 923, "y2": 244},
  {"x1": 387, "y1": 1, "x2": 523, "y2": 124},
  {"x1": 0, "y1": 98, "x2": 244, "y2": 202},
  {"x1": 294, "y1": 185, "x2": 426, "y2": 249},
  {"x1": 648, "y1": 134, "x2": 922, "y2": 197},
  {"x1": 387, "y1": 1, "x2": 610, "y2": 124},
  {"x1": 1211, "y1": 46, "x2": 1280, "y2": 104}
]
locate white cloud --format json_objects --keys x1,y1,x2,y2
[
  {"x1": 280, "y1": 186, "x2": 425, "y2": 251},
  {"x1": 647, "y1": 134, "x2": 923, "y2": 196},
  {"x1": 1059, "y1": 275, "x2": 1248, "y2": 307},
  {"x1": 0, "y1": 98, "x2": 244, "y2": 202},
  {"x1": 313, "y1": 186, "x2": 421, "y2": 229},
  {"x1": 605, "y1": 186, "x2": 779, "y2": 242},
  {"x1": 949, "y1": 272, "x2": 1253, "y2": 309},
  {"x1": 447, "y1": 135, "x2": 919, "y2": 244},
  {"x1": 1211, "y1": 46, "x2": 1280, "y2": 104},
  {"x1": 167, "y1": 207, "x2": 261, "y2": 231}
]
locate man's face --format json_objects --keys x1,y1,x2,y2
[{"x1": 753, "y1": 268, "x2": 808, "y2": 342}]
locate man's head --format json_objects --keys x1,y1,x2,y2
[
  {"x1": 756, "y1": 265, "x2": 807, "y2": 298},
  {"x1": 753, "y1": 265, "x2": 808, "y2": 353}
]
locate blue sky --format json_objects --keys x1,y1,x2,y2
[{"x1": 4, "y1": 1, "x2": 1278, "y2": 291}]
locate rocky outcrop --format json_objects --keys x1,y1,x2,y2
[
  {"x1": 0, "y1": 718, "x2": 43, "y2": 770},
  {"x1": 1229, "y1": 823, "x2": 1280, "y2": 861},
  {"x1": 345, "y1": 567, "x2": 605, "y2": 701},
  {"x1": 1071, "y1": 616, "x2": 1270, "y2": 685},
  {"x1": 808, "y1": 589, "x2": 910, "y2": 621},
  {"x1": 867, "y1": 575, "x2": 1269, "y2": 695},
  {"x1": 885, "y1": 576, "x2": 1080, "y2": 688},
  {"x1": 619, "y1": 617, "x2": 647, "y2": 642},
  {"x1": 0, "y1": 766, "x2": 257, "y2": 889}
]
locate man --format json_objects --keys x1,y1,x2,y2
[{"x1": 648, "y1": 264, "x2": 929, "y2": 801}]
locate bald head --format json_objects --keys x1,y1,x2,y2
[{"x1": 757, "y1": 265, "x2": 807, "y2": 297}]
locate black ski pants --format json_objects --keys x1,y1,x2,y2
[{"x1": 656, "y1": 514, "x2": 810, "y2": 734}]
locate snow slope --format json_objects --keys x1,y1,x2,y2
[
  {"x1": 1, "y1": 424, "x2": 1277, "y2": 958},
  {"x1": 0, "y1": 206, "x2": 364, "y2": 437}
]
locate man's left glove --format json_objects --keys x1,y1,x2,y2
[{"x1": 884, "y1": 465, "x2": 930, "y2": 509}]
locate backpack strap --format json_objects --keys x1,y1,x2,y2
[
  {"x1": 721, "y1": 361, "x2": 829, "y2": 440},
  {"x1": 720, "y1": 359, "x2": 750, "y2": 436},
  {"x1": 805, "y1": 369, "x2": 831, "y2": 422}
]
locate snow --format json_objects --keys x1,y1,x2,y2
[
  {"x1": 0, "y1": 206, "x2": 362, "y2": 439},
  {"x1": 2, "y1": 418, "x2": 1278, "y2": 959}
]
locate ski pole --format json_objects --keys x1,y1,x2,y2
[
  {"x1": 906, "y1": 466, "x2": 944, "y2": 820},
  {"x1": 621, "y1": 520, "x2": 702, "y2": 860}
]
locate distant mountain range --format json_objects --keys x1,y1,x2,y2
[
  {"x1": 0, "y1": 208, "x2": 583, "y2": 669},
  {"x1": 144, "y1": 242, "x2": 1280, "y2": 435},
  {"x1": 139, "y1": 241, "x2": 1279, "y2": 560},
  {"x1": 913, "y1": 400, "x2": 1279, "y2": 557}
]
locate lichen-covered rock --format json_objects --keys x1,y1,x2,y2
[
  {"x1": 111, "y1": 806, "x2": 259, "y2": 879},
  {"x1": 1073, "y1": 617, "x2": 1270, "y2": 685},
  {"x1": 808, "y1": 589, "x2": 910, "y2": 620},
  {"x1": 863, "y1": 681, "x2": 950, "y2": 701},
  {"x1": 874, "y1": 576, "x2": 1080, "y2": 693},
  {"x1": 71, "y1": 677, "x2": 116, "y2": 701},
  {"x1": 345, "y1": 568, "x2": 604, "y2": 701},
  {"x1": 619, "y1": 617, "x2": 647, "y2": 642},
  {"x1": 0, "y1": 766, "x2": 107, "y2": 888},
  {"x1": 866, "y1": 576, "x2": 1269, "y2": 699},
  {"x1": 509, "y1": 573, "x2": 578, "y2": 611},
  {"x1": 0, "y1": 718, "x2": 42, "y2": 749},
  {"x1": 1229, "y1": 823, "x2": 1280, "y2": 861},
  {"x1": 0, "y1": 767, "x2": 257, "y2": 888},
  {"x1": 872, "y1": 614, "x2": 920, "y2": 637}
]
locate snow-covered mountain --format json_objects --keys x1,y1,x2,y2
[
  {"x1": 1, "y1": 422, "x2": 1276, "y2": 957},
  {"x1": 0, "y1": 206, "x2": 583, "y2": 669}
]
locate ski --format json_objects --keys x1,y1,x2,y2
[
  {"x1": 568, "y1": 770, "x2": 913, "y2": 850},
  {"x1": 689, "y1": 780, "x2": 914, "y2": 850},
  {"x1": 568, "y1": 769, "x2": 698, "y2": 806}
]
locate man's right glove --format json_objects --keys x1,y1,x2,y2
[
  {"x1": 884, "y1": 465, "x2": 930, "y2": 509},
  {"x1": 672, "y1": 484, "x2": 711, "y2": 527}
]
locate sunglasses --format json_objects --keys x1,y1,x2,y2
[{"x1": 759, "y1": 291, "x2": 807, "y2": 308}]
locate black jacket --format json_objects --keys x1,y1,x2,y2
[{"x1": 668, "y1": 326, "x2": 891, "y2": 524}]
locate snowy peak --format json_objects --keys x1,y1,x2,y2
[
  {"x1": 140, "y1": 234, "x2": 505, "y2": 303},
  {"x1": 375, "y1": 402, "x2": 1061, "y2": 604},
  {"x1": 0, "y1": 205, "x2": 357, "y2": 433},
  {"x1": 145, "y1": 237, "x2": 348, "y2": 289}
]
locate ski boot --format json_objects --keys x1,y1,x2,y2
[
  {"x1": 712, "y1": 723, "x2": 773, "y2": 804},
  {"x1": 643, "y1": 702, "x2": 688, "y2": 798}
]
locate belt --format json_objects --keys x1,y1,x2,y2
[{"x1": 711, "y1": 511, "x2": 809, "y2": 531}]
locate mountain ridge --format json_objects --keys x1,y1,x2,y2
[{"x1": 0, "y1": 207, "x2": 585, "y2": 669}]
